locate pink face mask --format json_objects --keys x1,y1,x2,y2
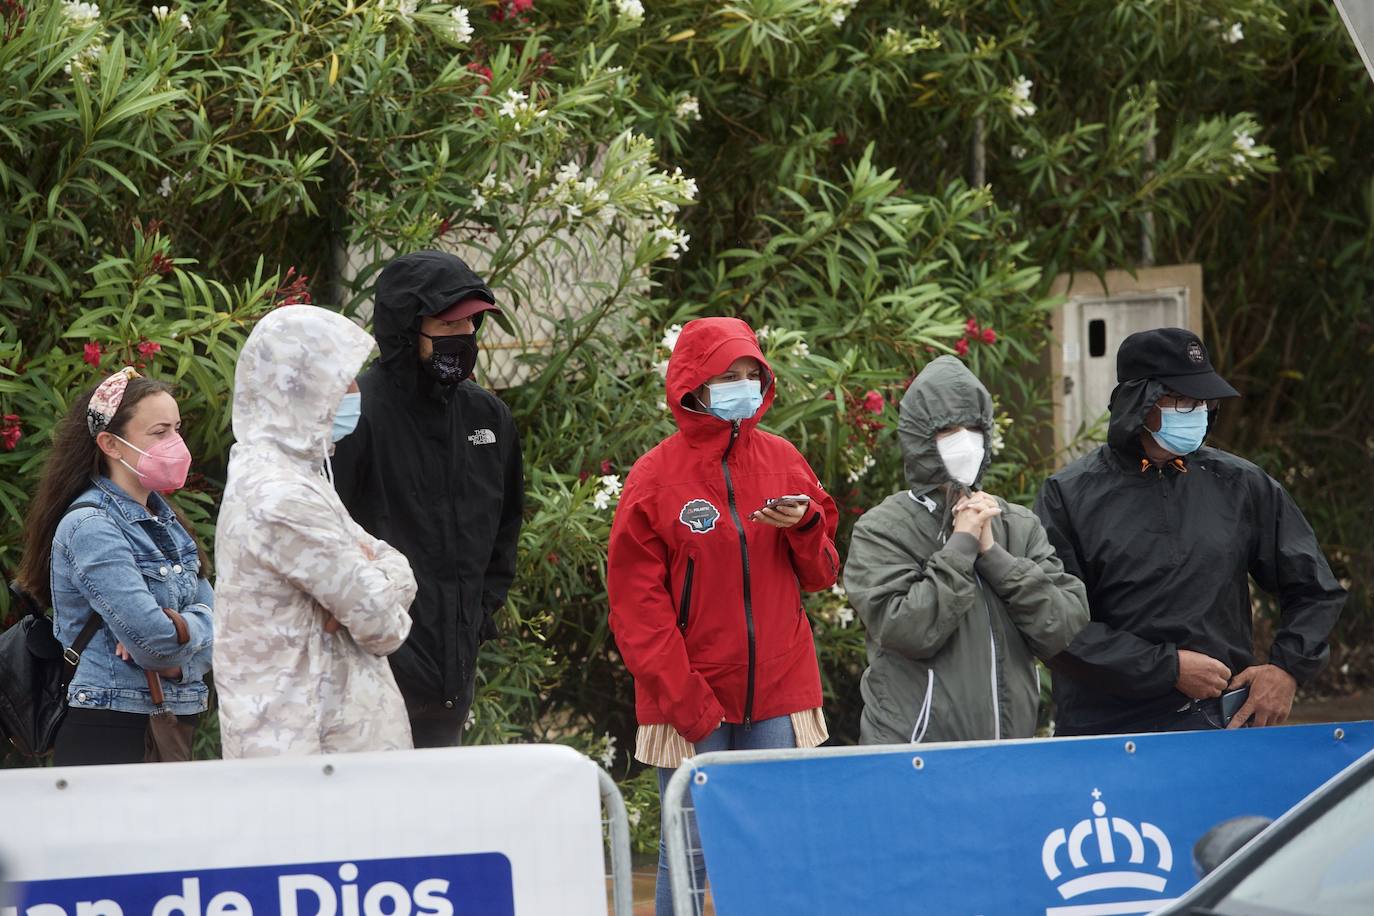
[{"x1": 113, "y1": 434, "x2": 192, "y2": 493}]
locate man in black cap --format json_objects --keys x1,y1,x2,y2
[
  {"x1": 332, "y1": 251, "x2": 524, "y2": 747},
  {"x1": 1035, "y1": 327, "x2": 1345, "y2": 735}
]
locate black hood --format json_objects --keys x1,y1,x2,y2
[{"x1": 373, "y1": 251, "x2": 495, "y2": 386}]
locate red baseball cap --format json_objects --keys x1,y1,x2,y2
[{"x1": 433, "y1": 295, "x2": 501, "y2": 322}]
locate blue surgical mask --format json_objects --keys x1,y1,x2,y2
[
  {"x1": 331, "y1": 391, "x2": 362, "y2": 443},
  {"x1": 706, "y1": 378, "x2": 763, "y2": 422},
  {"x1": 1149, "y1": 406, "x2": 1207, "y2": 456}
]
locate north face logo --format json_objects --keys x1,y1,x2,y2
[{"x1": 468, "y1": 428, "x2": 496, "y2": 446}]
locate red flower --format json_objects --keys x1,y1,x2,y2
[
  {"x1": 600, "y1": 459, "x2": 613, "y2": 475},
  {"x1": 467, "y1": 62, "x2": 493, "y2": 83},
  {"x1": 578, "y1": 470, "x2": 590, "y2": 482},
  {"x1": 981, "y1": 328, "x2": 997, "y2": 344},
  {"x1": 1, "y1": 414, "x2": 21, "y2": 451},
  {"x1": 83, "y1": 342, "x2": 103, "y2": 366},
  {"x1": 512, "y1": 0, "x2": 534, "y2": 12},
  {"x1": 964, "y1": 317, "x2": 979, "y2": 336},
  {"x1": 546, "y1": 552, "x2": 560, "y2": 565},
  {"x1": 862, "y1": 390, "x2": 884, "y2": 414},
  {"x1": 830, "y1": 132, "x2": 849, "y2": 147},
  {"x1": 436, "y1": 217, "x2": 453, "y2": 238},
  {"x1": 955, "y1": 338, "x2": 970, "y2": 357},
  {"x1": 137, "y1": 340, "x2": 162, "y2": 358},
  {"x1": 274, "y1": 266, "x2": 313, "y2": 307},
  {"x1": 150, "y1": 253, "x2": 175, "y2": 275}
]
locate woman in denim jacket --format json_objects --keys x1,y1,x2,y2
[{"x1": 16, "y1": 368, "x2": 214, "y2": 766}]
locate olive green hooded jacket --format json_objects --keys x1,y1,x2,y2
[{"x1": 845, "y1": 357, "x2": 1089, "y2": 744}]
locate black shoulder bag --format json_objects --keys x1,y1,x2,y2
[{"x1": 0, "y1": 501, "x2": 103, "y2": 757}]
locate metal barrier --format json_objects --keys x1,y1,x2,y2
[
  {"x1": 599, "y1": 767, "x2": 634, "y2": 916},
  {"x1": 662, "y1": 724, "x2": 1374, "y2": 916}
]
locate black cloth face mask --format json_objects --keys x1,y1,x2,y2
[{"x1": 419, "y1": 332, "x2": 478, "y2": 385}]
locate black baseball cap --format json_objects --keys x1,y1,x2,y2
[{"x1": 1117, "y1": 328, "x2": 1240, "y2": 400}]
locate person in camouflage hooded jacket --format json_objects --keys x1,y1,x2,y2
[{"x1": 214, "y1": 305, "x2": 417, "y2": 757}]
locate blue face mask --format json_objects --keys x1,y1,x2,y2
[
  {"x1": 1149, "y1": 406, "x2": 1207, "y2": 456},
  {"x1": 706, "y1": 378, "x2": 763, "y2": 422},
  {"x1": 331, "y1": 391, "x2": 362, "y2": 443}
]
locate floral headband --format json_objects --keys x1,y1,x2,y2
[{"x1": 87, "y1": 366, "x2": 141, "y2": 437}]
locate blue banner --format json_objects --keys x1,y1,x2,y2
[
  {"x1": 9, "y1": 853, "x2": 512, "y2": 916},
  {"x1": 688, "y1": 722, "x2": 1374, "y2": 916}
]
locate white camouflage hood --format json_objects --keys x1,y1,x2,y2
[{"x1": 231, "y1": 305, "x2": 375, "y2": 462}]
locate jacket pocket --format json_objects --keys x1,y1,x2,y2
[
  {"x1": 677, "y1": 558, "x2": 695, "y2": 633},
  {"x1": 910, "y1": 669, "x2": 936, "y2": 744}
]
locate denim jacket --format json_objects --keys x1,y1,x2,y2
[{"x1": 50, "y1": 477, "x2": 214, "y2": 715}]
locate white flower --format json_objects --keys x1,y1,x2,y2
[
  {"x1": 448, "y1": 6, "x2": 474, "y2": 43},
  {"x1": 614, "y1": 0, "x2": 645, "y2": 24},
  {"x1": 830, "y1": 583, "x2": 846, "y2": 599},
  {"x1": 395, "y1": 0, "x2": 418, "y2": 18},
  {"x1": 660, "y1": 323, "x2": 683, "y2": 352},
  {"x1": 835, "y1": 606, "x2": 855, "y2": 627},
  {"x1": 653, "y1": 226, "x2": 690, "y2": 260},
  {"x1": 846, "y1": 452, "x2": 875, "y2": 482},
  {"x1": 627, "y1": 807, "x2": 643, "y2": 828},
  {"x1": 157, "y1": 175, "x2": 173, "y2": 198},
  {"x1": 555, "y1": 160, "x2": 581, "y2": 184},
  {"x1": 792, "y1": 339, "x2": 810, "y2": 359},
  {"x1": 62, "y1": 1, "x2": 101, "y2": 29},
  {"x1": 1009, "y1": 76, "x2": 1035, "y2": 119},
  {"x1": 464, "y1": 708, "x2": 476, "y2": 731},
  {"x1": 499, "y1": 180, "x2": 514, "y2": 195},
  {"x1": 472, "y1": 189, "x2": 486, "y2": 209},
  {"x1": 592, "y1": 474, "x2": 623, "y2": 511},
  {"x1": 675, "y1": 95, "x2": 702, "y2": 121},
  {"x1": 1010, "y1": 144, "x2": 1028, "y2": 160},
  {"x1": 480, "y1": 172, "x2": 497, "y2": 190},
  {"x1": 1224, "y1": 22, "x2": 1243, "y2": 44},
  {"x1": 1231, "y1": 130, "x2": 1259, "y2": 167},
  {"x1": 599, "y1": 732, "x2": 618, "y2": 769},
  {"x1": 822, "y1": 0, "x2": 858, "y2": 27},
  {"x1": 179, "y1": 12, "x2": 190, "y2": 30},
  {"x1": 152, "y1": 5, "x2": 170, "y2": 21},
  {"x1": 564, "y1": 203, "x2": 582, "y2": 221}
]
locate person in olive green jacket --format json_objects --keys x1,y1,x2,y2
[{"x1": 845, "y1": 356, "x2": 1089, "y2": 745}]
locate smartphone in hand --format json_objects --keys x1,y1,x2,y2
[
  {"x1": 750, "y1": 495, "x2": 811, "y2": 520},
  {"x1": 1219, "y1": 685, "x2": 1251, "y2": 726}
]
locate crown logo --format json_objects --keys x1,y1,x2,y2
[{"x1": 1041, "y1": 789, "x2": 1174, "y2": 914}]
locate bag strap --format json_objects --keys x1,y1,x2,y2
[{"x1": 57, "y1": 500, "x2": 105, "y2": 674}]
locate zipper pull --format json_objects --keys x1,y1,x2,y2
[{"x1": 743, "y1": 715, "x2": 752, "y2": 731}]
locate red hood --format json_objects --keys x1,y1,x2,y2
[{"x1": 666, "y1": 317, "x2": 775, "y2": 445}]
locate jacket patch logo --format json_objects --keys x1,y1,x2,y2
[
  {"x1": 468, "y1": 428, "x2": 496, "y2": 446},
  {"x1": 1186, "y1": 341, "x2": 1205, "y2": 364},
  {"x1": 679, "y1": 499, "x2": 721, "y2": 534}
]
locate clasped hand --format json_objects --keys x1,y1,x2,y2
[{"x1": 952, "y1": 491, "x2": 1001, "y2": 553}]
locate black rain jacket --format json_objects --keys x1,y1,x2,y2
[
  {"x1": 332, "y1": 251, "x2": 524, "y2": 712},
  {"x1": 1034, "y1": 378, "x2": 1345, "y2": 735}
]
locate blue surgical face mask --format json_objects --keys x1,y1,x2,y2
[
  {"x1": 1149, "y1": 405, "x2": 1207, "y2": 456},
  {"x1": 331, "y1": 391, "x2": 362, "y2": 443},
  {"x1": 706, "y1": 378, "x2": 763, "y2": 422}
]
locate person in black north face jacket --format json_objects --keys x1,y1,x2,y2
[
  {"x1": 332, "y1": 250, "x2": 524, "y2": 747},
  {"x1": 1035, "y1": 327, "x2": 1345, "y2": 736}
]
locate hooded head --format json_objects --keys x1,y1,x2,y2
[
  {"x1": 898, "y1": 356, "x2": 994, "y2": 495},
  {"x1": 665, "y1": 318, "x2": 774, "y2": 444},
  {"x1": 232, "y1": 306, "x2": 376, "y2": 463},
  {"x1": 372, "y1": 251, "x2": 496, "y2": 389}
]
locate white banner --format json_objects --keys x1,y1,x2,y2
[{"x1": 0, "y1": 745, "x2": 606, "y2": 916}]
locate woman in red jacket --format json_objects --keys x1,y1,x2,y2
[{"x1": 608, "y1": 316, "x2": 840, "y2": 915}]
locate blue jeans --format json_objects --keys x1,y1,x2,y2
[{"x1": 655, "y1": 715, "x2": 796, "y2": 916}]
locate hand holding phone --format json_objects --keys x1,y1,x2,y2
[{"x1": 750, "y1": 495, "x2": 811, "y2": 524}]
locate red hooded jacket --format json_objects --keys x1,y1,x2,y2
[{"x1": 608, "y1": 318, "x2": 840, "y2": 743}]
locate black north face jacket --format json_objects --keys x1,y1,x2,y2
[
  {"x1": 1034, "y1": 378, "x2": 1345, "y2": 735},
  {"x1": 333, "y1": 251, "x2": 524, "y2": 712}
]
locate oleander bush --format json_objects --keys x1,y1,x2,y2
[{"x1": 2, "y1": 1, "x2": 1370, "y2": 819}]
